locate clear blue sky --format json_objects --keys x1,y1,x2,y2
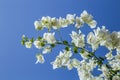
[{"x1": 0, "y1": 0, "x2": 120, "y2": 80}]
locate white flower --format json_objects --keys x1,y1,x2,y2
[
  {"x1": 25, "y1": 41, "x2": 32, "y2": 48},
  {"x1": 35, "y1": 54, "x2": 45, "y2": 64},
  {"x1": 51, "y1": 18, "x2": 59, "y2": 29},
  {"x1": 81, "y1": 10, "x2": 92, "y2": 22},
  {"x1": 99, "y1": 64, "x2": 109, "y2": 77},
  {"x1": 67, "y1": 63, "x2": 73, "y2": 70},
  {"x1": 51, "y1": 57, "x2": 61, "y2": 69},
  {"x1": 70, "y1": 31, "x2": 85, "y2": 48},
  {"x1": 115, "y1": 54, "x2": 120, "y2": 61},
  {"x1": 87, "y1": 32, "x2": 99, "y2": 51},
  {"x1": 87, "y1": 32, "x2": 96, "y2": 44},
  {"x1": 118, "y1": 32, "x2": 120, "y2": 38},
  {"x1": 105, "y1": 51, "x2": 113, "y2": 60},
  {"x1": 42, "y1": 46, "x2": 51, "y2": 54},
  {"x1": 81, "y1": 10, "x2": 97, "y2": 28},
  {"x1": 71, "y1": 58, "x2": 80, "y2": 68},
  {"x1": 34, "y1": 40, "x2": 43, "y2": 49},
  {"x1": 87, "y1": 20, "x2": 97, "y2": 28},
  {"x1": 66, "y1": 14, "x2": 76, "y2": 24},
  {"x1": 75, "y1": 17, "x2": 84, "y2": 28},
  {"x1": 51, "y1": 49, "x2": 72, "y2": 69},
  {"x1": 112, "y1": 75, "x2": 120, "y2": 80},
  {"x1": 43, "y1": 32, "x2": 56, "y2": 44},
  {"x1": 34, "y1": 21, "x2": 43, "y2": 30},
  {"x1": 58, "y1": 17, "x2": 68, "y2": 28},
  {"x1": 41, "y1": 16, "x2": 51, "y2": 29}
]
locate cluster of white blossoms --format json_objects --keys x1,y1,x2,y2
[
  {"x1": 34, "y1": 10, "x2": 97, "y2": 30},
  {"x1": 21, "y1": 10, "x2": 120, "y2": 80}
]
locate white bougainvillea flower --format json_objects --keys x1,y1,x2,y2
[
  {"x1": 35, "y1": 54, "x2": 45, "y2": 64},
  {"x1": 105, "y1": 51, "x2": 113, "y2": 60},
  {"x1": 87, "y1": 32, "x2": 96, "y2": 44},
  {"x1": 70, "y1": 31, "x2": 85, "y2": 48},
  {"x1": 41, "y1": 16, "x2": 51, "y2": 29},
  {"x1": 58, "y1": 17, "x2": 68, "y2": 28},
  {"x1": 112, "y1": 75, "x2": 120, "y2": 80},
  {"x1": 66, "y1": 14, "x2": 76, "y2": 24},
  {"x1": 42, "y1": 46, "x2": 52, "y2": 54},
  {"x1": 70, "y1": 58, "x2": 80, "y2": 68},
  {"x1": 81, "y1": 10, "x2": 97, "y2": 28},
  {"x1": 87, "y1": 20, "x2": 97, "y2": 28},
  {"x1": 99, "y1": 64, "x2": 109, "y2": 77},
  {"x1": 51, "y1": 49, "x2": 72, "y2": 69},
  {"x1": 110, "y1": 31, "x2": 120, "y2": 48},
  {"x1": 51, "y1": 18, "x2": 60, "y2": 29},
  {"x1": 34, "y1": 40, "x2": 43, "y2": 49},
  {"x1": 81, "y1": 10, "x2": 92, "y2": 22},
  {"x1": 43, "y1": 32, "x2": 56, "y2": 44},
  {"x1": 25, "y1": 41, "x2": 32, "y2": 48},
  {"x1": 75, "y1": 17, "x2": 84, "y2": 28},
  {"x1": 34, "y1": 21, "x2": 43, "y2": 30}
]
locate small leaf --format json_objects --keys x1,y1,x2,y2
[
  {"x1": 63, "y1": 41, "x2": 68, "y2": 45},
  {"x1": 21, "y1": 40, "x2": 25, "y2": 45},
  {"x1": 65, "y1": 46, "x2": 69, "y2": 51},
  {"x1": 30, "y1": 38, "x2": 34, "y2": 43},
  {"x1": 38, "y1": 36, "x2": 42, "y2": 40},
  {"x1": 41, "y1": 42, "x2": 45, "y2": 47},
  {"x1": 80, "y1": 49, "x2": 84, "y2": 54},
  {"x1": 74, "y1": 47, "x2": 78, "y2": 53},
  {"x1": 51, "y1": 44, "x2": 55, "y2": 48}
]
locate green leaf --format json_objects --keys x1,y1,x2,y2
[
  {"x1": 80, "y1": 49, "x2": 84, "y2": 54},
  {"x1": 41, "y1": 42, "x2": 45, "y2": 47},
  {"x1": 63, "y1": 41, "x2": 68, "y2": 45},
  {"x1": 65, "y1": 46, "x2": 69, "y2": 51},
  {"x1": 38, "y1": 36, "x2": 42, "y2": 40},
  {"x1": 30, "y1": 38, "x2": 34, "y2": 43},
  {"x1": 51, "y1": 44, "x2": 55, "y2": 48},
  {"x1": 73, "y1": 47, "x2": 78, "y2": 53},
  {"x1": 21, "y1": 40, "x2": 25, "y2": 45}
]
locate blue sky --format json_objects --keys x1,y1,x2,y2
[{"x1": 0, "y1": 0, "x2": 120, "y2": 80}]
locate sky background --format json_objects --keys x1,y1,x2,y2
[{"x1": 0, "y1": 0, "x2": 120, "y2": 80}]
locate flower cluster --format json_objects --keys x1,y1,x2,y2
[
  {"x1": 21, "y1": 10, "x2": 120, "y2": 80},
  {"x1": 34, "y1": 10, "x2": 97, "y2": 31}
]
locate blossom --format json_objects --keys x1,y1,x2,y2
[
  {"x1": 87, "y1": 20, "x2": 97, "y2": 28},
  {"x1": 58, "y1": 17, "x2": 68, "y2": 28},
  {"x1": 51, "y1": 18, "x2": 59, "y2": 29},
  {"x1": 75, "y1": 17, "x2": 84, "y2": 28},
  {"x1": 25, "y1": 41, "x2": 32, "y2": 48},
  {"x1": 112, "y1": 75, "x2": 120, "y2": 80},
  {"x1": 105, "y1": 51, "x2": 113, "y2": 60},
  {"x1": 35, "y1": 54, "x2": 45, "y2": 64},
  {"x1": 66, "y1": 14, "x2": 76, "y2": 24},
  {"x1": 99, "y1": 64, "x2": 109, "y2": 77},
  {"x1": 51, "y1": 49, "x2": 72, "y2": 69},
  {"x1": 87, "y1": 32, "x2": 96, "y2": 44},
  {"x1": 34, "y1": 40, "x2": 44, "y2": 49},
  {"x1": 34, "y1": 21, "x2": 43, "y2": 30},
  {"x1": 70, "y1": 31, "x2": 85, "y2": 48},
  {"x1": 41, "y1": 16, "x2": 51, "y2": 29},
  {"x1": 81, "y1": 10, "x2": 97, "y2": 28},
  {"x1": 70, "y1": 58, "x2": 80, "y2": 68},
  {"x1": 43, "y1": 32, "x2": 56, "y2": 44},
  {"x1": 42, "y1": 46, "x2": 52, "y2": 54}
]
